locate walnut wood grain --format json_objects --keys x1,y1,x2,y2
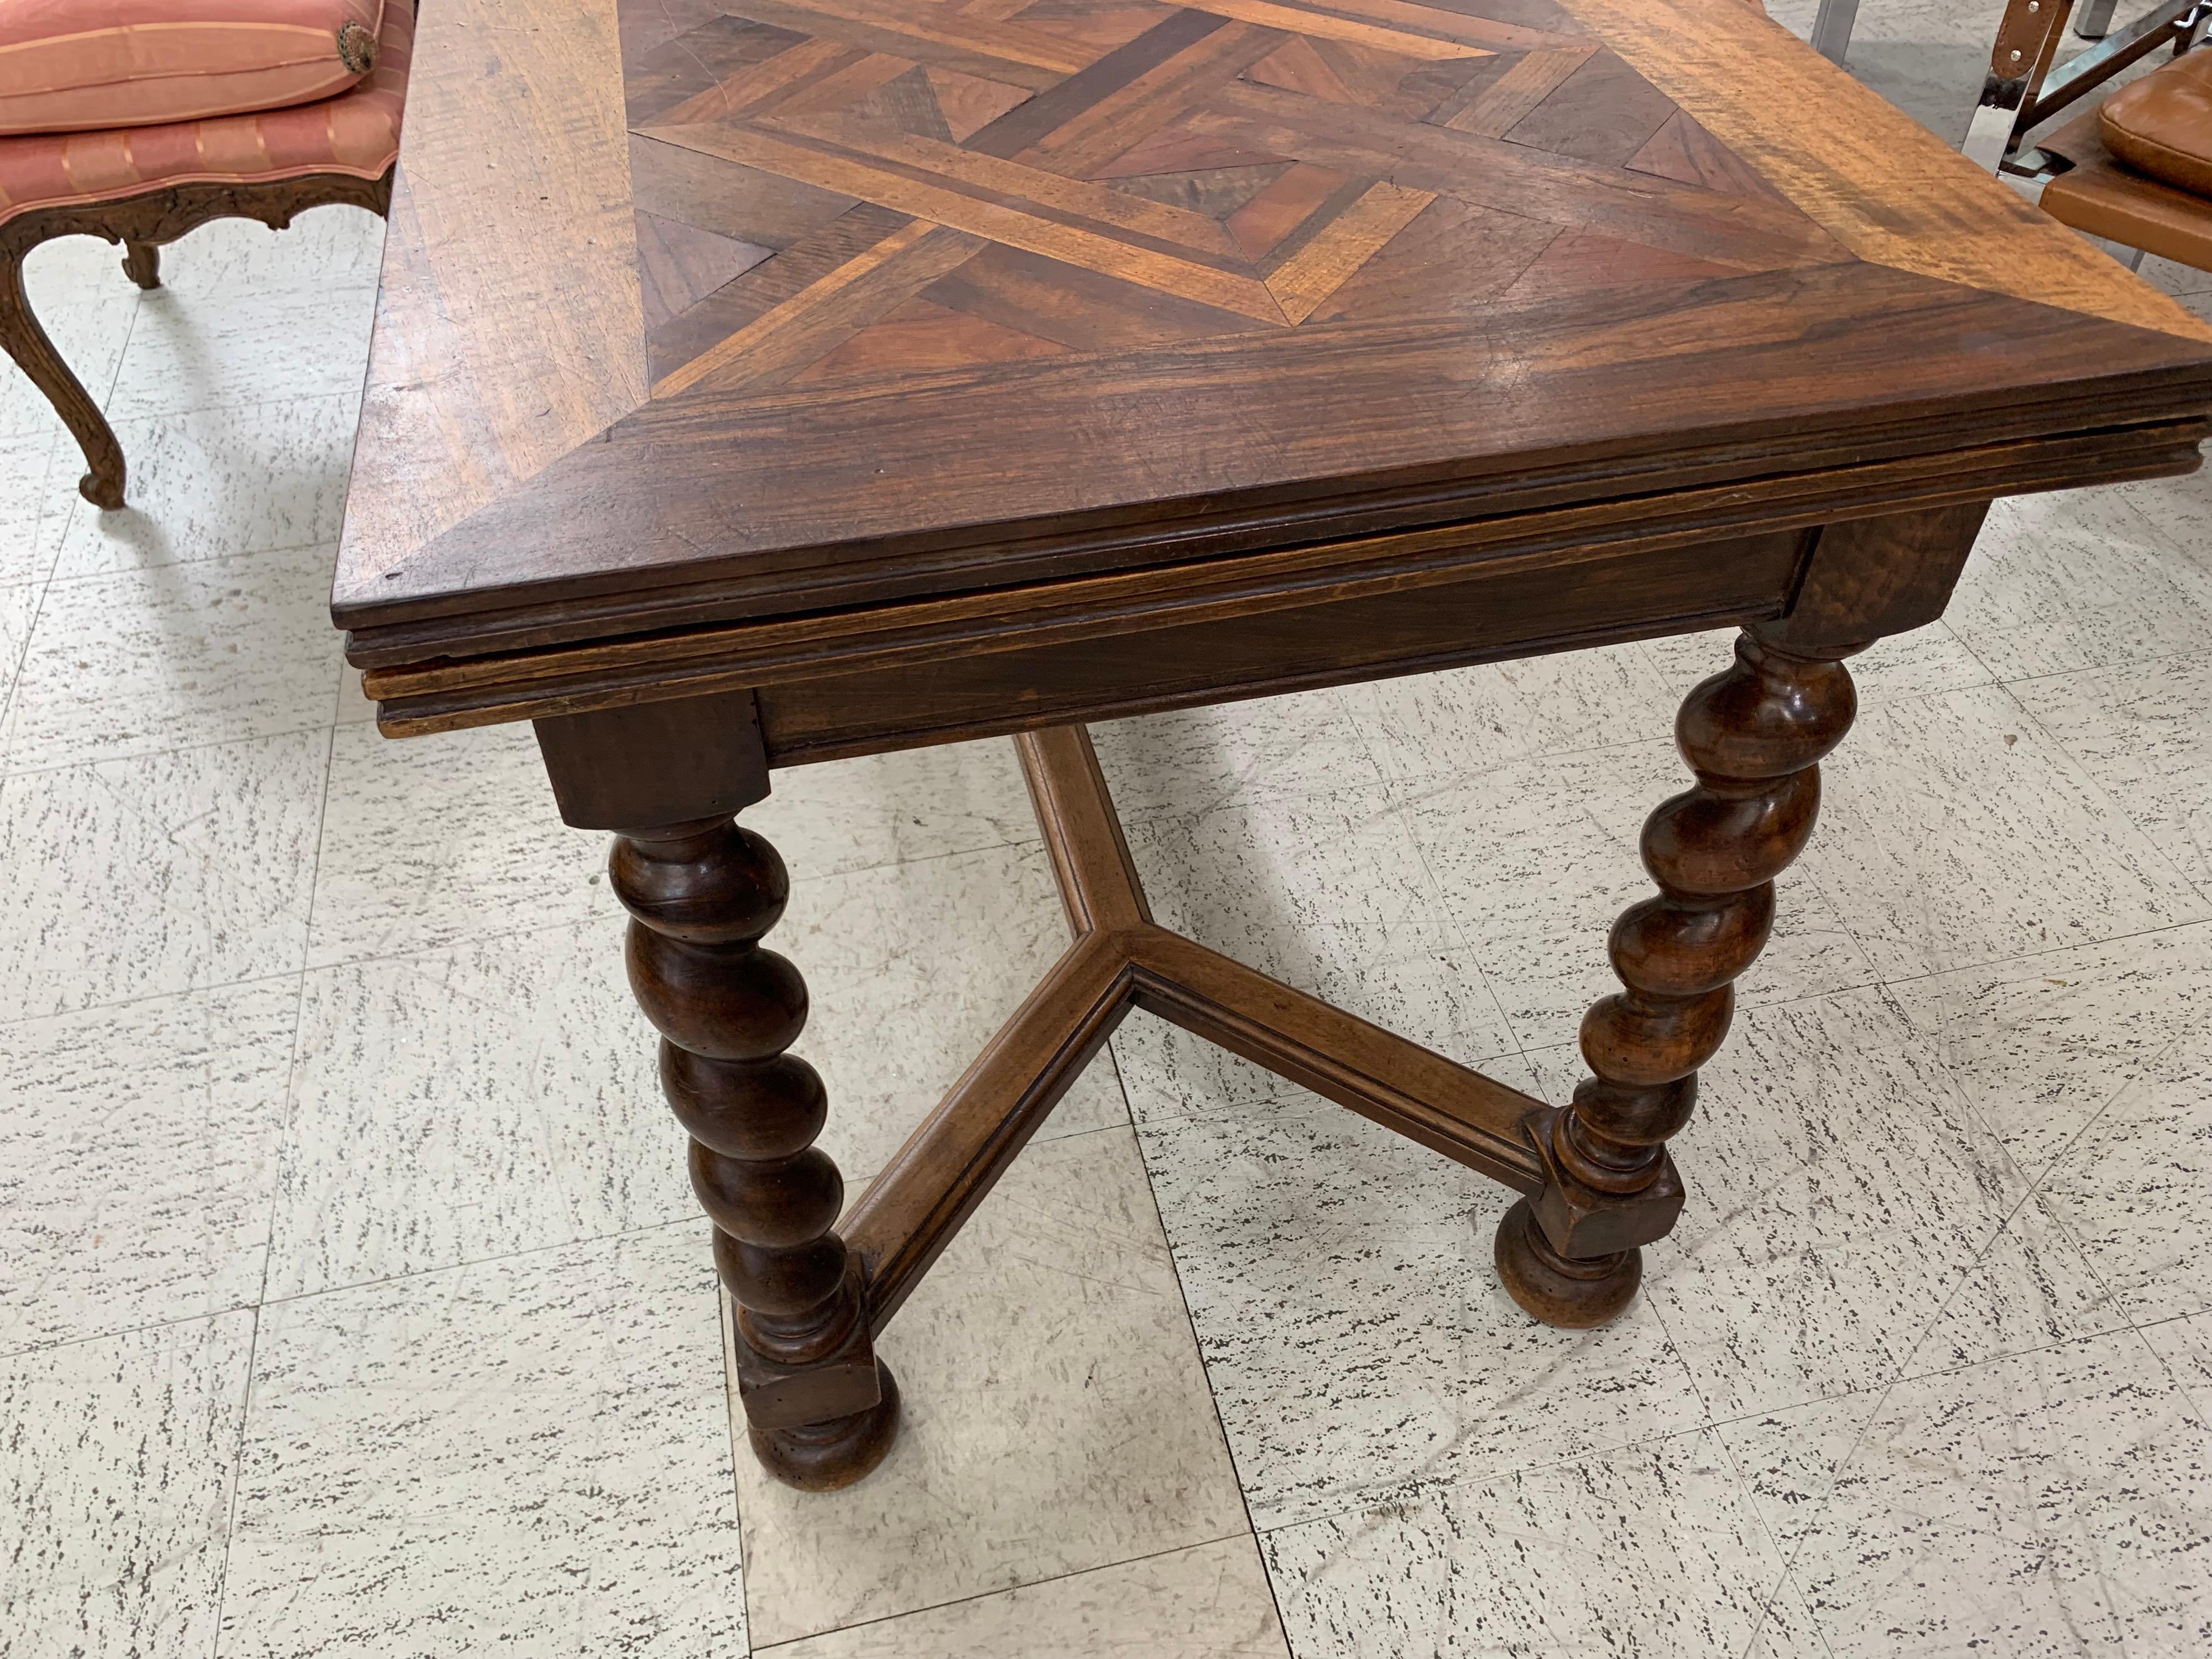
[
  {"x1": 356, "y1": 415, "x2": 2206, "y2": 743},
  {"x1": 341, "y1": 0, "x2": 648, "y2": 586},
  {"x1": 336, "y1": 0, "x2": 2212, "y2": 671},
  {"x1": 1556, "y1": 0, "x2": 2212, "y2": 342}
]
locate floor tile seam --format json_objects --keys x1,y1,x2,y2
[
  {"x1": 0, "y1": 1297, "x2": 265, "y2": 1364},
  {"x1": 40, "y1": 536, "x2": 343, "y2": 591},
  {"x1": 76, "y1": 377, "x2": 367, "y2": 431},
  {"x1": 1884, "y1": 1320, "x2": 2180, "y2": 1400},
  {"x1": 1384, "y1": 782, "x2": 1898, "y2": 1052},
  {"x1": 205, "y1": 1302, "x2": 262, "y2": 1659},
  {"x1": 1993, "y1": 677, "x2": 2212, "y2": 915},
  {"x1": 52, "y1": 385, "x2": 373, "y2": 437},
  {"x1": 0, "y1": 424, "x2": 73, "y2": 595},
  {"x1": 0, "y1": 713, "x2": 342, "y2": 784},
  {"x1": 1870, "y1": 917, "x2": 2212, "y2": 1033},
  {"x1": 2, "y1": 711, "x2": 321, "y2": 1348},
  {"x1": 1378, "y1": 766, "x2": 1589, "y2": 1063},
  {"x1": 0, "y1": 961, "x2": 310, "y2": 1034},
  {"x1": 1792, "y1": 667, "x2": 2124, "y2": 992},
  {"x1": 1376, "y1": 773, "x2": 1545, "y2": 1091},
  {"x1": 294, "y1": 717, "x2": 350, "y2": 971},
  {"x1": 1741, "y1": 1364, "x2": 1905, "y2": 1644},
  {"x1": 0, "y1": 414, "x2": 68, "y2": 445},
  {"x1": 255, "y1": 1211, "x2": 707, "y2": 1315},
  {"x1": 1376, "y1": 662, "x2": 2016, "y2": 821},
  {"x1": 1866, "y1": 975, "x2": 2044, "y2": 1197},
  {"x1": 2127, "y1": 1308, "x2": 2212, "y2": 1426},
  {"x1": 777, "y1": 826, "x2": 1047, "y2": 888},
  {"x1": 744, "y1": 1530, "x2": 1267, "y2": 1653},
  {"x1": 1841, "y1": 1321, "x2": 2212, "y2": 1636},
  {"x1": 123, "y1": 265, "x2": 380, "y2": 305},
  {"x1": 1632, "y1": 1244, "x2": 1807, "y2": 1658},
  {"x1": 1936, "y1": 612, "x2": 2008, "y2": 692},
  {"x1": 1110, "y1": 1040, "x2": 1295, "y2": 1656},
  {"x1": 1704, "y1": 1420, "x2": 1819, "y2": 1659},
  {"x1": 2092, "y1": 471, "x2": 2212, "y2": 565},
  {"x1": 1241, "y1": 1410, "x2": 1755, "y2": 1540},
  {"x1": 0, "y1": 432, "x2": 87, "y2": 772},
  {"x1": 836, "y1": 1111, "x2": 1143, "y2": 1208},
  {"x1": 1110, "y1": 763, "x2": 1401, "y2": 844},
  {"x1": 713, "y1": 1290, "x2": 754, "y2": 1647},
  {"x1": 1121, "y1": 1062, "x2": 1459, "y2": 1144},
  {"x1": 1756, "y1": 1561, "x2": 1844, "y2": 1659},
  {"x1": 295, "y1": 829, "x2": 1066, "y2": 976},
  {"x1": 1865, "y1": 914, "x2": 2212, "y2": 1001},
  {"x1": 1382, "y1": 728, "x2": 1672, "y2": 817},
  {"x1": 213, "y1": 761, "x2": 332, "y2": 1646},
  {"x1": 2000, "y1": 1021, "x2": 2194, "y2": 1225},
  {"x1": 1120, "y1": 1083, "x2": 1312, "y2": 1140},
  {"x1": 1995, "y1": 636, "x2": 2212, "y2": 697},
  {"x1": 1991, "y1": 1126, "x2": 2171, "y2": 1356},
  {"x1": 259, "y1": 721, "x2": 342, "y2": 1321},
  {"x1": 1876, "y1": 1147, "x2": 2051, "y2": 1386}
]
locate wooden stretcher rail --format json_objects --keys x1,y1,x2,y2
[{"x1": 842, "y1": 725, "x2": 1547, "y2": 1333}]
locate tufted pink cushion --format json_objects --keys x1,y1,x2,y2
[
  {"x1": 0, "y1": 0, "x2": 407, "y2": 224},
  {"x1": 0, "y1": 0, "x2": 385, "y2": 136}
]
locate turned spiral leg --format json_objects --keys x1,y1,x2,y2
[
  {"x1": 612, "y1": 815, "x2": 898, "y2": 1489},
  {"x1": 1498, "y1": 623, "x2": 1860, "y2": 1328}
]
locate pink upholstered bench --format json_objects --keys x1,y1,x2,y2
[{"x1": 0, "y1": 0, "x2": 411, "y2": 508}]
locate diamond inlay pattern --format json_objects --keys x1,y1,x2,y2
[{"x1": 619, "y1": 0, "x2": 1845, "y2": 399}]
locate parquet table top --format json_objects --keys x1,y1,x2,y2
[{"x1": 337, "y1": 0, "x2": 2212, "y2": 716}]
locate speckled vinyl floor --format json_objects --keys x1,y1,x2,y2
[{"x1": 6, "y1": 4, "x2": 2212, "y2": 1655}]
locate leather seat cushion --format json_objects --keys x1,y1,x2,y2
[{"x1": 2101, "y1": 48, "x2": 2212, "y2": 200}]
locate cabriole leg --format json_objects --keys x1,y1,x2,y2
[
  {"x1": 1496, "y1": 623, "x2": 1860, "y2": 1327},
  {"x1": 122, "y1": 241, "x2": 161, "y2": 289},
  {"x1": 0, "y1": 243, "x2": 126, "y2": 507}
]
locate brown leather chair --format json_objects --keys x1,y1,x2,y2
[
  {"x1": 2043, "y1": 44, "x2": 2212, "y2": 269},
  {"x1": 1965, "y1": 0, "x2": 2212, "y2": 273}
]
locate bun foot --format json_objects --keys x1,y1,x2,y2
[
  {"x1": 1493, "y1": 1197, "x2": 1642, "y2": 1330},
  {"x1": 748, "y1": 1363, "x2": 901, "y2": 1491}
]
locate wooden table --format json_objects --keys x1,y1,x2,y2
[{"x1": 337, "y1": 0, "x2": 2212, "y2": 1491}]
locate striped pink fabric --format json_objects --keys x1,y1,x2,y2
[
  {"x1": 0, "y1": 0, "x2": 407, "y2": 226},
  {"x1": 0, "y1": 0, "x2": 385, "y2": 135}
]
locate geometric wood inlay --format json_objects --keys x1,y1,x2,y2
[
  {"x1": 623, "y1": 0, "x2": 1851, "y2": 398},
  {"x1": 336, "y1": 0, "x2": 2212, "y2": 656}
]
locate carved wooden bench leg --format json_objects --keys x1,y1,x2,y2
[
  {"x1": 122, "y1": 241, "x2": 161, "y2": 290},
  {"x1": 1496, "y1": 623, "x2": 1860, "y2": 1327},
  {"x1": 0, "y1": 241, "x2": 126, "y2": 509},
  {"x1": 534, "y1": 690, "x2": 898, "y2": 1492}
]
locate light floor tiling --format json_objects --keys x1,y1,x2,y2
[{"x1": 7, "y1": 7, "x2": 2212, "y2": 1654}]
